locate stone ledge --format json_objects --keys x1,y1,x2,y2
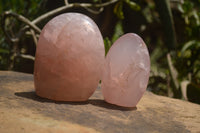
[{"x1": 0, "y1": 71, "x2": 200, "y2": 133}]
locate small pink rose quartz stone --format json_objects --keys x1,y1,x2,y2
[
  {"x1": 101, "y1": 33, "x2": 150, "y2": 107},
  {"x1": 34, "y1": 13, "x2": 105, "y2": 101}
]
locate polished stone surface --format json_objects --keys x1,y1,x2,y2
[
  {"x1": 102, "y1": 33, "x2": 150, "y2": 107},
  {"x1": 34, "y1": 13, "x2": 105, "y2": 101}
]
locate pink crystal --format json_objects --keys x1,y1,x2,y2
[
  {"x1": 101, "y1": 33, "x2": 150, "y2": 107},
  {"x1": 34, "y1": 13, "x2": 105, "y2": 101}
]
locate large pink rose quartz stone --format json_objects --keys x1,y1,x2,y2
[
  {"x1": 34, "y1": 13, "x2": 105, "y2": 101},
  {"x1": 102, "y1": 33, "x2": 150, "y2": 107}
]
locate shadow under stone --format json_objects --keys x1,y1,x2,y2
[
  {"x1": 88, "y1": 99, "x2": 137, "y2": 111},
  {"x1": 14, "y1": 91, "x2": 136, "y2": 111},
  {"x1": 14, "y1": 91, "x2": 89, "y2": 105}
]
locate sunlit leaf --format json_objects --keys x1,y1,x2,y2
[
  {"x1": 128, "y1": 2, "x2": 140, "y2": 11},
  {"x1": 167, "y1": 53, "x2": 179, "y2": 90},
  {"x1": 181, "y1": 40, "x2": 200, "y2": 53}
]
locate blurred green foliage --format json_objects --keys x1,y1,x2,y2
[
  {"x1": 0, "y1": 0, "x2": 200, "y2": 104},
  {"x1": 0, "y1": 0, "x2": 46, "y2": 70},
  {"x1": 0, "y1": 0, "x2": 46, "y2": 18},
  {"x1": 146, "y1": 0, "x2": 200, "y2": 103}
]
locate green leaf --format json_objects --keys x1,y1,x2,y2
[
  {"x1": 113, "y1": 1, "x2": 124, "y2": 19},
  {"x1": 124, "y1": 0, "x2": 140, "y2": 11},
  {"x1": 154, "y1": 0, "x2": 177, "y2": 49},
  {"x1": 182, "y1": 1, "x2": 193, "y2": 13},
  {"x1": 112, "y1": 21, "x2": 124, "y2": 42},
  {"x1": 104, "y1": 37, "x2": 112, "y2": 55},
  {"x1": 114, "y1": 2, "x2": 120, "y2": 15},
  {"x1": 181, "y1": 40, "x2": 200, "y2": 53},
  {"x1": 0, "y1": 48, "x2": 9, "y2": 54},
  {"x1": 167, "y1": 53, "x2": 179, "y2": 90},
  {"x1": 177, "y1": 4, "x2": 184, "y2": 13},
  {"x1": 192, "y1": 11, "x2": 200, "y2": 26},
  {"x1": 128, "y1": 1, "x2": 140, "y2": 11}
]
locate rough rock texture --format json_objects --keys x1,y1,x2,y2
[
  {"x1": 34, "y1": 13, "x2": 105, "y2": 101},
  {"x1": 0, "y1": 71, "x2": 200, "y2": 133},
  {"x1": 102, "y1": 33, "x2": 150, "y2": 107}
]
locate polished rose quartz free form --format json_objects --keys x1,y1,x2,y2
[
  {"x1": 102, "y1": 33, "x2": 150, "y2": 107},
  {"x1": 34, "y1": 13, "x2": 105, "y2": 101}
]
